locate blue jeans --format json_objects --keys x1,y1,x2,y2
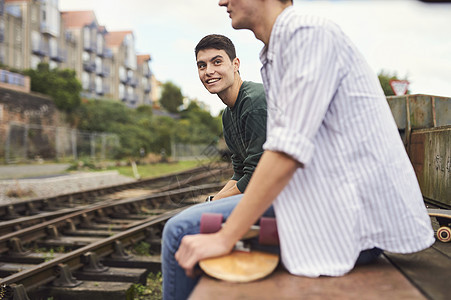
[
  {"x1": 161, "y1": 194, "x2": 381, "y2": 300},
  {"x1": 162, "y1": 194, "x2": 276, "y2": 300}
]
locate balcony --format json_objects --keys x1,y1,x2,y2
[
  {"x1": 84, "y1": 41, "x2": 97, "y2": 53},
  {"x1": 144, "y1": 83, "x2": 151, "y2": 93},
  {"x1": 103, "y1": 48, "x2": 113, "y2": 59},
  {"x1": 142, "y1": 66, "x2": 152, "y2": 78},
  {"x1": 0, "y1": 70, "x2": 25, "y2": 86},
  {"x1": 32, "y1": 41, "x2": 49, "y2": 57},
  {"x1": 119, "y1": 74, "x2": 128, "y2": 84},
  {"x1": 40, "y1": 22, "x2": 58, "y2": 36},
  {"x1": 83, "y1": 60, "x2": 96, "y2": 73},
  {"x1": 97, "y1": 47, "x2": 113, "y2": 59},
  {"x1": 97, "y1": 65, "x2": 110, "y2": 77},
  {"x1": 50, "y1": 48, "x2": 67, "y2": 63},
  {"x1": 88, "y1": 82, "x2": 96, "y2": 93},
  {"x1": 96, "y1": 87, "x2": 104, "y2": 95},
  {"x1": 128, "y1": 77, "x2": 138, "y2": 87}
]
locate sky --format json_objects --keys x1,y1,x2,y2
[{"x1": 59, "y1": 0, "x2": 451, "y2": 116}]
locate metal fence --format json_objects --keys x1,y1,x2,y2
[{"x1": 0, "y1": 122, "x2": 120, "y2": 164}]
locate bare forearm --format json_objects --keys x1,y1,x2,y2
[
  {"x1": 214, "y1": 180, "x2": 241, "y2": 200},
  {"x1": 219, "y1": 151, "x2": 300, "y2": 246}
]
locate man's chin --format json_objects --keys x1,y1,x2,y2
[{"x1": 205, "y1": 86, "x2": 221, "y2": 95}]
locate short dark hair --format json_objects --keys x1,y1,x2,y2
[{"x1": 195, "y1": 34, "x2": 236, "y2": 61}]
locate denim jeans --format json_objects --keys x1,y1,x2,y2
[
  {"x1": 162, "y1": 194, "x2": 276, "y2": 300},
  {"x1": 161, "y1": 194, "x2": 381, "y2": 300}
]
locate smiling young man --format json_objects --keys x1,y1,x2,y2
[
  {"x1": 173, "y1": 0, "x2": 434, "y2": 293},
  {"x1": 161, "y1": 34, "x2": 268, "y2": 300},
  {"x1": 194, "y1": 34, "x2": 267, "y2": 201}
]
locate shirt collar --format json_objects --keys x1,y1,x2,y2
[{"x1": 259, "y1": 5, "x2": 295, "y2": 64}]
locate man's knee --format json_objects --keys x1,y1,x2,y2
[{"x1": 163, "y1": 209, "x2": 201, "y2": 246}]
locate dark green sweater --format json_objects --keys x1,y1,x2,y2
[{"x1": 222, "y1": 81, "x2": 267, "y2": 193}]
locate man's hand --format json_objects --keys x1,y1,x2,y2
[{"x1": 175, "y1": 232, "x2": 234, "y2": 278}]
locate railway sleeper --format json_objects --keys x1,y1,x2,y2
[
  {"x1": 0, "y1": 262, "x2": 35, "y2": 277},
  {"x1": 34, "y1": 280, "x2": 136, "y2": 300}
]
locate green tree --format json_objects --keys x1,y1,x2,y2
[
  {"x1": 378, "y1": 70, "x2": 410, "y2": 96},
  {"x1": 24, "y1": 63, "x2": 82, "y2": 113},
  {"x1": 178, "y1": 99, "x2": 222, "y2": 144},
  {"x1": 160, "y1": 81, "x2": 183, "y2": 113}
]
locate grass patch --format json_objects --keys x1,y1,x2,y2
[
  {"x1": 111, "y1": 160, "x2": 203, "y2": 179},
  {"x1": 132, "y1": 272, "x2": 162, "y2": 299},
  {"x1": 133, "y1": 241, "x2": 151, "y2": 256}
]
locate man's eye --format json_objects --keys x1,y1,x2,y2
[
  {"x1": 214, "y1": 60, "x2": 222, "y2": 65},
  {"x1": 198, "y1": 64, "x2": 206, "y2": 69}
]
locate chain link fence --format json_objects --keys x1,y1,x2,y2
[{"x1": 0, "y1": 122, "x2": 120, "y2": 164}]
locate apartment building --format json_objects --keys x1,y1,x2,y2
[
  {"x1": 61, "y1": 10, "x2": 114, "y2": 100},
  {"x1": 1, "y1": 0, "x2": 155, "y2": 108},
  {"x1": 137, "y1": 54, "x2": 152, "y2": 106},
  {"x1": 0, "y1": 0, "x2": 6, "y2": 64}
]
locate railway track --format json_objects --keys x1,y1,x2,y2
[
  {"x1": 0, "y1": 165, "x2": 232, "y2": 299},
  {"x1": 0, "y1": 164, "x2": 231, "y2": 236}
]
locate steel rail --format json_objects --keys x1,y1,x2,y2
[
  {"x1": 0, "y1": 182, "x2": 223, "y2": 254},
  {"x1": 0, "y1": 167, "x2": 230, "y2": 236},
  {"x1": 0, "y1": 207, "x2": 184, "y2": 291},
  {"x1": 0, "y1": 164, "x2": 229, "y2": 220}
]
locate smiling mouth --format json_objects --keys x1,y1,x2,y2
[{"x1": 206, "y1": 78, "x2": 220, "y2": 84}]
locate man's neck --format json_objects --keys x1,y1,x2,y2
[
  {"x1": 253, "y1": 2, "x2": 292, "y2": 45},
  {"x1": 218, "y1": 75, "x2": 243, "y2": 108}
]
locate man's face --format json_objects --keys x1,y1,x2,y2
[
  {"x1": 218, "y1": 0, "x2": 256, "y2": 30},
  {"x1": 196, "y1": 48, "x2": 239, "y2": 95}
]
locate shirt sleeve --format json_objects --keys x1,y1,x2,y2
[
  {"x1": 235, "y1": 109, "x2": 267, "y2": 192},
  {"x1": 263, "y1": 27, "x2": 343, "y2": 165},
  {"x1": 230, "y1": 153, "x2": 244, "y2": 182}
]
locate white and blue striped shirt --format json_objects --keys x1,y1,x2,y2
[{"x1": 260, "y1": 6, "x2": 434, "y2": 277}]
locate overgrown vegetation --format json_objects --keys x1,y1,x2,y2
[
  {"x1": 6, "y1": 181, "x2": 36, "y2": 198},
  {"x1": 133, "y1": 241, "x2": 151, "y2": 256},
  {"x1": 23, "y1": 63, "x2": 82, "y2": 113},
  {"x1": 70, "y1": 97, "x2": 222, "y2": 159},
  {"x1": 132, "y1": 272, "x2": 163, "y2": 299}
]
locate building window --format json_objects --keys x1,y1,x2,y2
[
  {"x1": 97, "y1": 33, "x2": 103, "y2": 54},
  {"x1": 119, "y1": 83, "x2": 125, "y2": 99},
  {"x1": 82, "y1": 72, "x2": 89, "y2": 89},
  {"x1": 31, "y1": 31, "x2": 40, "y2": 52},
  {"x1": 49, "y1": 38, "x2": 57, "y2": 57},
  {"x1": 82, "y1": 51, "x2": 90, "y2": 62},
  {"x1": 83, "y1": 27, "x2": 90, "y2": 49},
  {"x1": 96, "y1": 57, "x2": 102, "y2": 73},
  {"x1": 31, "y1": 55, "x2": 41, "y2": 69},
  {"x1": 96, "y1": 76, "x2": 103, "y2": 94},
  {"x1": 49, "y1": 60, "x2": 57, "y2": 70}
]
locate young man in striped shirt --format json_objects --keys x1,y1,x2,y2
[{"x1": 166, "y1": 0, "x2": 434, "y2": 298}]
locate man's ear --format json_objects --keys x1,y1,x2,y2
[{"x1": 233, "y1": 57, "x2": 241, "y2": 73}]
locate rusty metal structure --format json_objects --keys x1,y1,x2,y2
[{"x1": 387, "y1": 94, "x2": 450, "y2": 207}]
